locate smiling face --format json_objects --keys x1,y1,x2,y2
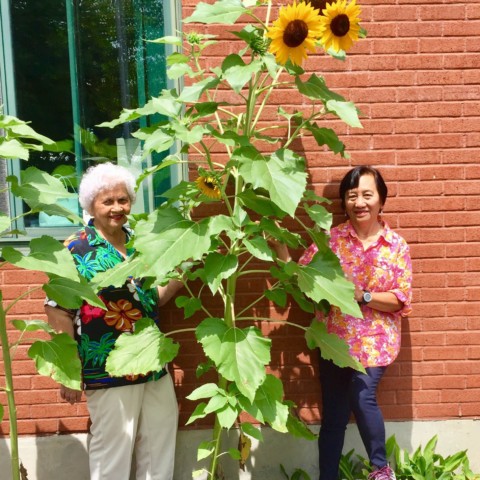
[
  {"x1": 91, "y1": 184, "x2": 131, "y2": 236},
  {"x1": 344, "y1": 173, "x2": 383, "y2": 228}
]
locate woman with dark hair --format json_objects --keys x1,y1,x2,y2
[{"x1": 277, "y1": 165, "x2": 412, "y2": 480}]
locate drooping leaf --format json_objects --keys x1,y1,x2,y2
[
  {"x1": 326, "y1": 99, "x2": 363, "y2": 128},
  {"x1": 289, "y1": 250, "x2": 362, "y2": 318},
  {"x1": 0, "y1": 213, "x2": 11, "y2": 234},
  {"x1": 167, "y1": 52, "x2": 190, "y2": 66},
  {"x1": 0, "y1": 138, "x2": 30, "y2": 160},
  {"x1": 237, "y1": 190, "x2": 287, "y2": 219},
  {"x1": 43, "y1": 277, "x2": 106, "y2": 310},
  {"x1": 239, "y1": 148, "x2": 307, "y2": 217},
  {"x1": 204, "y1": 252, "x2": 238, "y2": 294},
  {"x1": 286, "y1": 408, "x2": 317, "y2": 440},
  {"x1": 28, "y1": 334, "x2": 82, "y2": 390},
  {"x1": 295, "y1": 74, "x2": 345, "y2": 103},
  {"x1": 0, "y1": 114, "x2": 54, "y2": 144},
  {"x1": 264, "y1": 287, "x2": 287, "y2": 308},
  {"x1": 8, "y1": 167, "x2": 74, "y2": 208},
  {"x1": 221, "y1": 55, "x2": 263, "y2": 93},
  {"x1": 12, "y1": 319, "x2": 55, "y2": 334},
  {"x1": 241, "y1": 422, "x2": 263, "y2": 441},
  {"x1": 175, "y1": 295, "x2": 203, "y2": 319},
  {"x1": 216, "y1": 403, "x2": 238, "y2": 428},
  {"x1": 184, "y1": 0, "x2": 248, "y2": 25},
  {"x1": 148, "y1": 35, "x2": 183, "y2": 46},
  {"x1": 197, "y1": 440, "x2": 216, "y2": 461},
  {"x1": 196, "y1": 317, "x2": 271, "y2": 402},
  {"x1": 2, "y1": 236, "x2": 79, "y2": 280},
  {"x1": 105, "y1": 318, "x2": 179, "y2": 377},
  {"x1": 186, "y1": 402, "x2": 209, "y2": 425},
  {"x1": 243, "y1": 236, "x2": 274, "y2": 261},
  {"x1": 304, "y1": 203, "x2": 333, "y2": 231},
  {"x1": 305, "y1": 320, "x2": 364, "y2": 372},
  {"x1": 239, "y1": 374, "x2": 289, "y2": 432},
  {"x1": 129, "y1": 208, "x2": 216, "y2": 282},
  {"x1": 304, "y1": 122, "x2": 348, "y2": 157},
  {"x1": 186, "y1": 383, "x2": 221, "y2": 401},
  {"x1": 178, "y1": 77, "x2": 220, "y2": 103}
]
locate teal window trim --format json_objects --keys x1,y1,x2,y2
[
  {"x1": 0, "y1": 0, "x2": 184, "y2": 245},
  {"x1": 0, "y1": 0, "x2": 23, "y2": 232}
]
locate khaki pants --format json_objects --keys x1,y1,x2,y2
[{"x1": 86, "y1": 374, "x2": 178, "y2": 480}]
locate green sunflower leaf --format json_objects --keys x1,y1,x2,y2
[
  {"x1": 8, "y1": 167, "x2": 74, "y2": 207},
  {"x1": 2, "y1": 236, "x2": 79, "y2": 280},
  {"x1": 196, "y1": 318, "x2": 271, "y2": 402},
  {"x1": 105, "y1": 318, "x2": 179, "y2": 377},
  {"x1": 28, "y1": 334, "x2": 82, "y2": 390},
  {"x1": 288, "y1": 250, "x2": 362, "y2": 318},
  {"x1": 43, "y1": 277, "x2": 106, "y2": 310},
  {"x1": 239, "y1": 148, "x2": 307, "y2": 217},
  {"x1": 326, "y1": 99, "x2": 363, "y2": 128},
  {"x1": 305, "y1": 320, "x2": 365, "y2": 372},
  {"x1": 184, "y1": 0, "x2": 248, "y2": 25},
  {"x1": 204, "y1": 252, "x2": 238, "y2": 294}
]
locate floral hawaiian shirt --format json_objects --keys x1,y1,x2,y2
[
  {"x1": 51, "y1": 220, "x2": 166, "y2": 390},
  {"x1": 299, "y1": 220, "x2": 412, "y2": 368}
]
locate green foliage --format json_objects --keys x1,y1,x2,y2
[
  {"x1": 338, "y1": 435, "x2": 480, "y2": 480},
  {"x1": 95, "y1": 0, "x2": 368, "y2": 478},
  {"x1": 280, "y1": 464, "x2": 312, "y2": 480},
  {"x1": 0, "y1": 111, "x2": 100, "y2": 480}
]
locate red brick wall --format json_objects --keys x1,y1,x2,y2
[{"x1": 1, "y1": 0, "x2": 480, "y2": 437}]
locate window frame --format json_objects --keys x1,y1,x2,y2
[{"x1": 0, "y1": 0, "x2": 185, "y2": 244}]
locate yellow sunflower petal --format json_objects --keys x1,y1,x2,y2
[
  {"x1": 319, "y1": 0, "x2": 362, "y2": 53},
  {"x1": 196, "y1": 175, "x2": 222, "y2": 200},
  {"x1": 267, "y1": 0, "x2": 323, "y2": 66}
]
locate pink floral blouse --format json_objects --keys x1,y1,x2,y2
[{"x1": 299, "y1": 221, "x2": 412, "y2": 368}]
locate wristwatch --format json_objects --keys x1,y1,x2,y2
[{"x1": 361, "y1": 291, "x2": 372, "y2": 305}]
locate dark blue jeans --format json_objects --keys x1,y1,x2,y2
[{"x1": 318, "y1": 358, "x2": 388, "y2": 480}]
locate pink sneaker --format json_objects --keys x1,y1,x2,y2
[{"x1": 367, "y1": 465, "x2": 396, "y2": 480}]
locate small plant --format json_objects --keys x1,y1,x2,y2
[
  {"x1": 337, "y1": 435, "x2": 480, "y2": 480},
  {"x1": 280, "y1": 464, "x2": 312, "y2": 480},
  {"x1": 387, "y1": 434, "x2": 479, "y2": 480}
]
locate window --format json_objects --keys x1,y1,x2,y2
[{"x1": 0, "y1": 0, "x2": 181, "y2": 237}]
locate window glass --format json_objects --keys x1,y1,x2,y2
[{"x1": 5, "y1": 0, "x2": 173, "y2": 230}]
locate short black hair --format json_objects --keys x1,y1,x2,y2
[{"x1": 339, "y1": 166, "x2": 388, "y2": 211}]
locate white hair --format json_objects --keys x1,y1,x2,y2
[{"x1": 78, "y1": 162, "x2": 137, "y2": 215}]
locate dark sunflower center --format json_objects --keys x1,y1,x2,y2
[
  {"x1": 283, "y1": 20, "x2": 309, "y2": 48},
  {"x1": 205, "y1": 181, "x2": 216, "y2": 190},
  {"x1": 330, "y1": 14, "x2": 350, "y2": 37}
]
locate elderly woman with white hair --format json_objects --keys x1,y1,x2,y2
[{"x1": 45, "y1": 162, "x2": 181, "y2": 480}]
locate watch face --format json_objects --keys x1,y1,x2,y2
[{"x1": 363, "y1": 291, "x2": 372, "y2": 303}]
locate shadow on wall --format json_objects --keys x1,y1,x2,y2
[
  {"x1": 34, "y1": 432, "x2": 89, "y2": 480},
  {"x1": 0, "y1": 432, "x2": 89, "y2": 480}
]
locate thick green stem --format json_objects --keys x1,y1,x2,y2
[
  {"x1": 0, "y1": 295, "x2": 20, "y2": 480},
  {"x1": 208, "y1": 273, "x2": 237, "y2": 479}
]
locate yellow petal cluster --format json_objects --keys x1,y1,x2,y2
[
  {"x1": 318, "y1": 0, "x2": 362, "y2": 53},
  {"x1": 267, "y1": 1, "x2": 324, "y2": 66},
  {"x1": 196, "y1": 175, "x2": 222, "y2": 199}
]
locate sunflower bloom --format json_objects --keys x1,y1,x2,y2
[
  {"x1": 266, "y1": 1, "x2": 323, "y2": 66},
  {"x1": 196, "y1": 175, "x2": 222, "y2": 199},
  {"x1": 318, "y1": 0, "x2": 361, "y2": 53}
]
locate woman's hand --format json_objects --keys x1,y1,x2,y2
[
  {"x1": 60, "y1": 385, "x2": 82, "y2": 405},
  {"x1": 268, "y1": 237, "x2": 292, "y2": 262}
]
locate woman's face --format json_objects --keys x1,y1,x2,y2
[
  {"x1": 91, "y1": 184, "x2": 131, "y2": 235},
  {"x1": 344, "y1": 174, "x2": 383, "y2": 227}
]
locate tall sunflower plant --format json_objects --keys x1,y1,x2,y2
[
  {"x1": 97, "y1": 0, "x2": 366, "y2": 477},
  {"x1": 0, "y1": 113, "x2": 106, "y2": 480}
]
